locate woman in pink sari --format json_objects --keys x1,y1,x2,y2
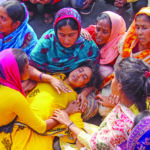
[{"x1": 82, "y1": 11, "x2": 126, "y2": 70}]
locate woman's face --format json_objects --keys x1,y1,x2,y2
[
  {"x1": 20, "y1": 60, "x2": 30, "y2": 81},
  {"x1": 0, "y1": 6, "x2": 14, "y2": 35},
  {"x1": 135, "y1": 15, "x2": 150, "y2": 47},
  {"x1": 67, "y1": 66, "x2": 92, "y2": 89},
  {"x1": 95, "y1": 18, "x2": 111, "y2": 45},
  {"x1": 57, "y1": 24, "x2": 79, "y2": 48}
]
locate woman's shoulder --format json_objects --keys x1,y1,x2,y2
[
  {"x1": 41, "y1": 29, "x2": 55, "y2": 39},
  {"x1": 82, "y1": 37, "x2": 98, "y2": 48},
  {"x1": 0, "y1": 85, "x2": 25, "y2": 102}
]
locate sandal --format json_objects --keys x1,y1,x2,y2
[{"x1": 44, "y1": 13, "x2": 54, "y2": 24}]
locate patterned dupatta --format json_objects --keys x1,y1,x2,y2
[
  {"x1": 119, "y1": 7, "x2": 150, "y2": 65},
  {"x1": 29, "y1": 8, "x2": 99, "y2": 73},
  {"x1": 0, "y1": 3, "x2": 38, "y2": 55},
  {"x1": 0, "y1": 49, "x2": 25, "y2": 96},
  {"x1": 90, "y1": 103, "x2": 135, "y2": 150}
]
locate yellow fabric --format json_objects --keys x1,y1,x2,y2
[
  {"x1": 0, "y1": 74, "x2": 84, "y2": 149},
  {"x1": 129, "y1": 104, "x2": 140, "y2": 115},
  {"x1": 127, "y1": 0, "x2": 138, "y2": 3},
  {"x1": 5, "y1": 73, "x2": 83, "y2": 150},
  {"x1": 27, "y1": 82, "x2": 84, "y2": 142},
  {"x1": 0, "y1": 85, "x2": 46, "y2": 133}
]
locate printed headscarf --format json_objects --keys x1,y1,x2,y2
[
  {"x1": 120, "y1": 7, "x2": 150, "y2": 65},
  {"x1": 54, "y1": 7, "x2": 81, "y2": 35}
]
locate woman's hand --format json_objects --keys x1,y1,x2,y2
[
  {"x1": 81, "y1": 28, "x2": 92, "y2": 41},
  {"x1": 49, "y1": 76, "x2": 72, "y2": 94},
  {"x1": 95, "y1": 94, "x2": 119, "y2": 108},
  {"x1": 65, "y1": 100, "x2": 81, "y2": 115},
  {"x1": 76, "y1": 94, "x2": 88, "y2": 113},
  {"x1": 52, "y1": 109, "x2": 72, "y2": 126}
]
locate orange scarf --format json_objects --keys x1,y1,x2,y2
[{"x1": 121, "y1": 7, "x2": 150, "y2": 65}]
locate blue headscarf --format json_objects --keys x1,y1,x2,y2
[
  {"x1": 0, "y1": 3, "x2": 38, "y2": 55},
  {"x1": 29, "y1": 8, "x2": 99, "y2": 73}
]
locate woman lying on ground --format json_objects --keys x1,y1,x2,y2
[
  {"x1": 52, "y1": 57, "x2": 150, "y2": 150},
  {"x1": 0, "y1": 0, "x2": 37, "y2": 54}
]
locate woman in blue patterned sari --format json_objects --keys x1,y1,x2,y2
[
  {"x1": 0, "y1": 1, "x2": 37, "y2": 55},
  {"x1": 29, "y1": 7, "x2": 100, "y2": 73}
]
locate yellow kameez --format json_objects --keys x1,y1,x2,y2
[{"x1": 11, "y1": 74, "x2": 83, "y2": 150}]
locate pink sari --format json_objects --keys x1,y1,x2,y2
[{"x1": 100, "y1": 11, "x2": 126, "y2": 65}]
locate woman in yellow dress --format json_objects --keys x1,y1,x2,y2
[{"x1": 0, "y1": 48, "x2": 67, "y2": 149}]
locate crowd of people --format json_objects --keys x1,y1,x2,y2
[{"x1": 0, "y1": 0, "x2": 150, "y2": 150}]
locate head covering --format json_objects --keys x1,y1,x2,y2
[
  {"x1": 120, "y1": 7, "x2": 150, "y2": 65},
  {"x1": 29, "y1": 8, "x2": 100, "y2": 73},
  {"x1": 0, "y1": 3, "x2": 38, "y2": 55},
  {"x1": 0, "y1": 49, "x2": 26, "y2": 96},
  {"x1": 54, "y1": 7, "x2": 81, "y2": 35},
  {"x1": 127, "y1": 116, "x2": 150, "y2": 150},
  {"x1": 99, "y1": 11, "x2": 126, "y2": 65}
]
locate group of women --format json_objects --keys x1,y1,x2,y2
[{"x1": 0, "y1": 0, "x2": 150, "y2": 150}]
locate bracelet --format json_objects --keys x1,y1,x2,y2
[
  {"x1": 39, "y1": 73, "x2": 43, "y2": 81},
  {"x1": 67, "y1": 122, "x2": 74, "y2": 131}
]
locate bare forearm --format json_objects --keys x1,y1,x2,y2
[
  {"x1": 29, "y1": 65, "x2": 53, "y2": 82},
  {"x1": 81, "y1": 86, "x2": 94, "y2": 97},
  {"x1": 64, "y1": 121, "x2": 83, "y2": 138},
  {"x1": 45, "y1": 119, "x2": 59, "y2": 131}
]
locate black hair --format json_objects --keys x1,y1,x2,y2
[
  {"x1": 115, "y1": 57, "x2": 150, "y2": 112},
  {"x1": 96, "y1": 13, "x2": 112, "y2": 30},
  {"x1": 0, "y1": 0, "x2": 25, "y2": 24},
  {"x1": 133, "y1": 110, "x2": 150, "y2": 127},
  {"x1": 135, "y1": 13, "x2": 150, "y2": 22},
  {"x1": 133, "y1": 0, "x2": 148, "y2": 14},
  {"x1": 78, "y1": 60, "x2": 102, "y2": 89},
  {"x1": 12, "y1": 48, "x2": 28, "y2": 75},
  {"x1": 55, "y1": 18, "x2": 79, "y2": 35}
]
